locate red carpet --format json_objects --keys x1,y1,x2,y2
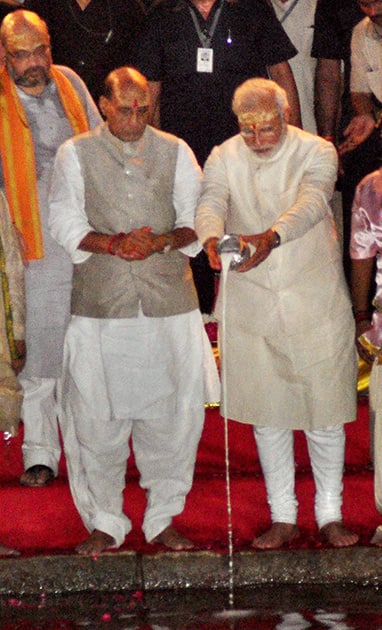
[{"x1": 0, "y1": 396, "x2": 379, "y2": 554}]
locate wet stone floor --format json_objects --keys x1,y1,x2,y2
[{"x1": 1, "y1": 585, "x2": 382, "y2": 629}]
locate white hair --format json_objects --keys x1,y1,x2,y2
[{"x1": 232, "y1": 77, "x2": 289, "y2": 117}]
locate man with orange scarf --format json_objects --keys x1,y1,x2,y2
[{"x1": 0, "y1": 10, "x2": 101, "y2": 487}]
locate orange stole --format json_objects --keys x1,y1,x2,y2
[{"x1": 0, "y1": 66, "x2": 90, "y2": 260}]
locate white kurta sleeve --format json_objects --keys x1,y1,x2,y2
[
  {"x1": 49, "y1": 141, "x2": 93, "y2": 264},
  {"x1": 173, "y1": 140, "x2": 203, "y2": 257},
  {"x1": 271, "y1": 139, "x2": 338, "y2": 243},
  {"x1": 195, "y1": 146, "x2": 227, "y2": 245}
]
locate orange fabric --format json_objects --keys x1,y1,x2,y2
[{"x1": 0, "y1": 66, "x2": 89, "y2": 260}]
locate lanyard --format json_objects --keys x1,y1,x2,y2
[
  {"x1": 279, "y1": 0, "x2": 300, "y2": 24},
  {"x1": 188, "y1": 0, "x2": 224, "y2": 48}
]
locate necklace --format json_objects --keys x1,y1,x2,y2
[{"x1": 67, "y1": 0, "x2": 114, "y2": 44}]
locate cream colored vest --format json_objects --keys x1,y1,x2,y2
[{"x1": 71, "y1": 125, "x2": 198, "y2": 318}]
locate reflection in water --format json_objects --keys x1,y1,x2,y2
[
  {"x1": 275, "y1": 611, "x2": 352, "y2": 629},
  {"x1": 1, "y1": 585, "x2": 382, "y2": 628}
]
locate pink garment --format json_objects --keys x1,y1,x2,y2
[{"x1": 351, "y1": 167, "x2": 382, "y2": 354}]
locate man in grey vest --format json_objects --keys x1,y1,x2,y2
[{"x1": 49, "y1": 66, "x2": 219, "y2": 555}]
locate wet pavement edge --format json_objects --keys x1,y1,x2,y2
[{"x1": 1, "y1": 548, "x2": 382, "y2": 596}]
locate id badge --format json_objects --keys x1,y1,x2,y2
[{"x1": 197, "y1": 47, "x2": 213, "y2": 73}]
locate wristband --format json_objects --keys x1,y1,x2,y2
[{"x1": 107, "y1": 232, "x2": 126, "y2": 256}]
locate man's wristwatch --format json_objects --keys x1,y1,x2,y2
[{"x1": 271, "y1": 230, "x2": 281, "y2": 248}]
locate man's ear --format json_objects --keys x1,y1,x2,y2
[{"x1": 283, "y1": 106, "x2": 291, "y2": 125}]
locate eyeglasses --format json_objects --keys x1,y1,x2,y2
[
  {"x1": 6, "y1": 44, "x2": 50, "y2": 62},
  {"x1": 117, "y1": 105, "x2": 149, "y2": 117}
]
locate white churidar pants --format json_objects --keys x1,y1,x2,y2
[
  {"x1": 19, "y1": 376, "x2": 62, "y2": 475},
  {"x1": 60, "y1": 309, "x2": 215, "y2": 547},
  {"x1": 254, "y1": 425, "x2": 345, "y2": 529}
]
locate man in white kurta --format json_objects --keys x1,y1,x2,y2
[
  {"x1": 49, "y1": 67, "x2": 219, "y2": 555},
  {"x1": 196, "y1": 77, "x2": 358, "y2": 549}
]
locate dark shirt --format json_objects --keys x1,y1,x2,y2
[
  {"x1": 25, "y1": 0, "x2": 146, "y2": 102},
  {"x1": 312, "y1": 0, "x2": 363, "y2": 61},
  {"x1": 0, "y1": 4, "x2": 19, "y2": 20},
  {"x1": 311, "y1": 0, "x2": 363, "y2": 84},
  {"x1": 311, "y1": 0, "x2": 364, "y2": 129},
  {"x1": 132, "y1": 0, "x2": 296, "y2": 164}
]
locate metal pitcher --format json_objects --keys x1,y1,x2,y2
[{"x1": 217, "y1": 234, "x2": 250, "y2": 270}]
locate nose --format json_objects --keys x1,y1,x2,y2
[
  {"x1": 251, "y1": 130, "x2": 265, "y2": 146},
  {"x1": 127, "y1": 111, "x2": 139, "y2": 125},
  {"x1": 26, "y1": 52, "x2": 41, "y2": 66}
]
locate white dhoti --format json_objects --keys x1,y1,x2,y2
[
  {"x1": 254, "y1": 425, "x2": 345, "y2": 528},
  {"x1": 60, "y1": 309, "x2": 219, "y2": 547},
  {"x1": 19, "y1": 376, "x2": 62, "y2": 475}
]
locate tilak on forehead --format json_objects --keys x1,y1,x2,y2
[
  {"x1": 121, "y1": 85, "x2": 149, "y2": 108},
  {"x1": 237, "y1": 107, "x2": 281, "y2": 127}
]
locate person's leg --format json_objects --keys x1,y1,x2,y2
[
  {"x1": 130, "y1": 310, "x2": 207, "y2": 548},
  {"x1": 306, "y1": 425, "x2": 358, "y2": 547},
  {"x1": 60, "y1": 318, "x2": 132, "y2": 555},
  {"x1": 19, "y1": 376, "x2": 61, "y2": 485},
  {"x1": 70, "y1": 413, "x2": 132, "y2": 555},
  {"x1": 133, "y1": 404, "x2": 204, "y2": 549},
  {"x1": 252, "y1": 426, "x2": 299, "y2": 549}
]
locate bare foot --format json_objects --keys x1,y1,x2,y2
[
  {"x1": 0, "y1": 544, "x2": 19, "y2": 556},
  {"x1": 371, "y1": 525, "x2": 382, "y2": 546},
  {"x1": 150, "y1": 525, "x2": 194, "y2": 550},
  {"x1": 252, "y1": 522, "x2": 299, "y2": 550},
  {"x1": 20, "y1": 465, "x2": 55, "y2": 487},
  {"x1": 320, "y1": 521, "x2": 359, "y2": 548},
  {"x1": 75, "y1": 530, "x2": 115, "y2": 556}
]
